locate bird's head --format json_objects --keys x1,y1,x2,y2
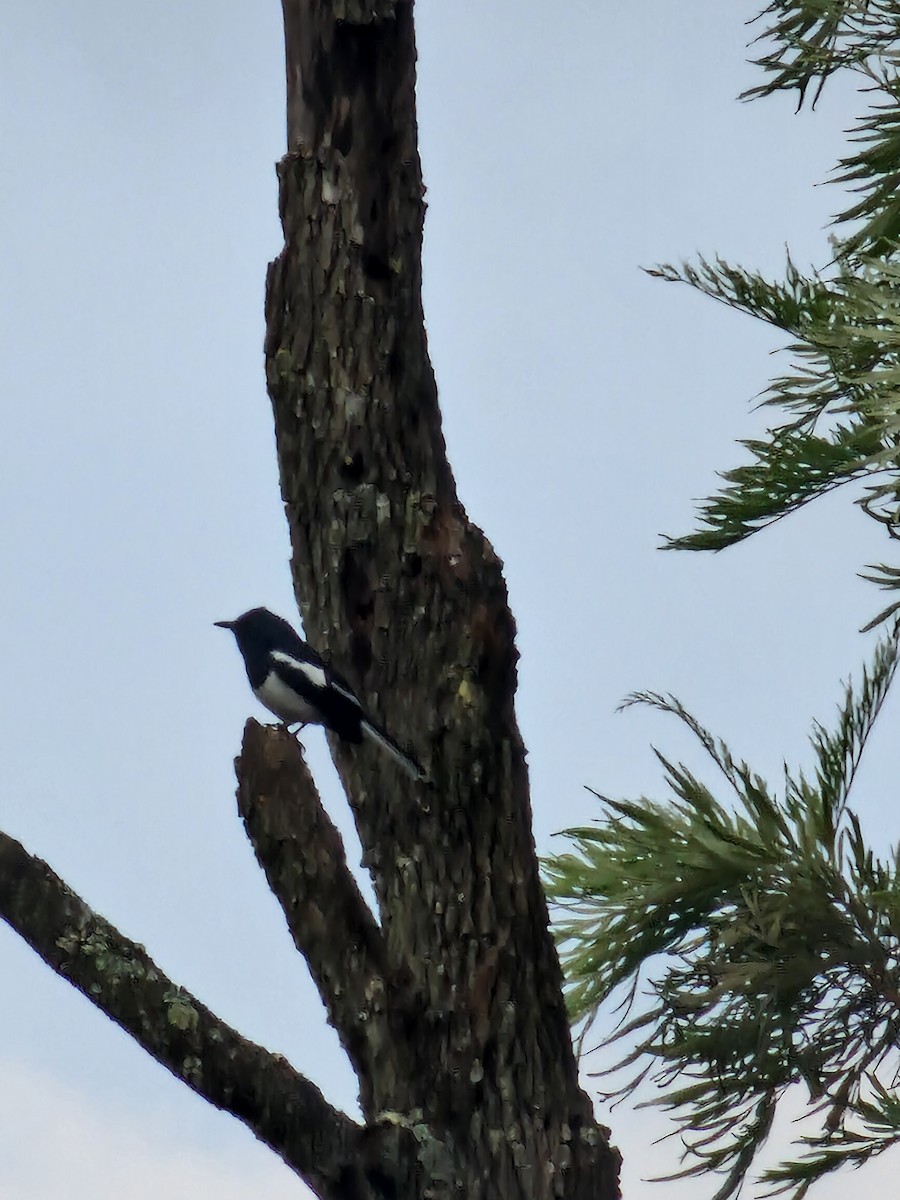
[{"x1": 214, "y1": 607, "x2": 298, "y2": 650}]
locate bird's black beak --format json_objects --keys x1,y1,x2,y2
[{"x1": 214, "y1": 620, "x2": 234, "y2": 630}]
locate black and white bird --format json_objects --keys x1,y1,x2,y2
[{"x1": 216, "y1": 607, "x2": 425, "y2": 781}]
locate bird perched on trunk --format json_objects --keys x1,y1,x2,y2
[{"x1": 215, "y1": 607, "x2": 425, "y2": 781}]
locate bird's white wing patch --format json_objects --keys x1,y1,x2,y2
[{"x1": 271, "y1": 650, "x2": 327, "y2": 690}]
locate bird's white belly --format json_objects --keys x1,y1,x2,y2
[{"x1": 253, "y1": 673, "x2": 322, "y2": 725}]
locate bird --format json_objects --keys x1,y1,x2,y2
[{"x1": 215, "y1": 607, "x2": 425, "y2": 781}]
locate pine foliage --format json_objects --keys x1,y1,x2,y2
[
  {"x1": 651, "y1": 4, "x2": 900, "y2": 630},
  {"x1": 547, "y1": 4, "x2": 900, "y2": 1196},
  {"x1": 547, "y1": 630, "x2": 900, "y2": 1198}
]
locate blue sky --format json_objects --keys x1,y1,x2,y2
[{"x1": 2, "y1": 3, "x2": 898, "y2": 1197}]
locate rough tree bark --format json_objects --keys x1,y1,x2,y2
[{"x1": 0, "y1": 3, "x2": 620, "y2": 1198}]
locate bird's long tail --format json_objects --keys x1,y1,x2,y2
[{"x1": 361, "y1": 718, "x2": 426, "y2": 781}]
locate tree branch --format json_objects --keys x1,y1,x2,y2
[
  {"x1": 0, "y1": 827, "x2": 359, "y2": 1198},
  {"x1": 235, "y1": 719, "x2": 395, "y2": 1103}
]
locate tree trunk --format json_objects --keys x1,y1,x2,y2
[
  {"x1": 260, "y1": 1, "x2": 620, "y2": 1196},
  {"x1": 0, "y1": 3, "x2": 620, "y2": 1197}
]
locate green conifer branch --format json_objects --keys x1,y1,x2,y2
[
  {"x1": 545, "y1": 628, "x2": 900, "y2": 1199},
  {"x1": 550, "y1": 8, "x2": 900, "y2": 1196}
]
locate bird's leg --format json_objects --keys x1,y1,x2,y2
[{"x1": 285, "y1": 721, "x2": 308, "y2": 738}]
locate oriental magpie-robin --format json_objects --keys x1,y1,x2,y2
[{"x1": 216, "y1": 607, "x2": 425, "y2": 781}]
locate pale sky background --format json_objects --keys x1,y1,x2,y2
[{"x1": 2, "y1": 3, "x2": 899, "y2": 1198}]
